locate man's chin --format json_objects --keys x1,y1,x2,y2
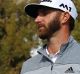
[{"x1": 39, "y1": 35, "x2": 47, "y2": 40}]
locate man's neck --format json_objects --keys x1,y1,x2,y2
[{"x1": 47, "y1": 28, "x2": 70, "y2": 55}]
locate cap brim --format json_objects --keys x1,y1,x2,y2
[{"x1": 25, "y1": 4, "x2": 52, "y2": 18}]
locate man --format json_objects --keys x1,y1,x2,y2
[{"x1": 21, "y1": 0, "x2": 80, "y2": 74}]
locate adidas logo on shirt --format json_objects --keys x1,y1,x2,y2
[{"x1": 65, "y1": 67, "x2": 75, "y2": 73}]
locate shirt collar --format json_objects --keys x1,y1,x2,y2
[
  {"x1": 37, "y1": 36, "x2": 74, "y2": 63},
  {"x1": 46, "y1": 46, "x2": 60, "y2": 58}
]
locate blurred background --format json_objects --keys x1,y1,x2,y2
[{"x1": 0, "y1": 0, "x2": 80, "y2": 74}]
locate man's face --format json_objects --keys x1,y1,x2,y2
[{"x1": 34, "y1": 8, "x2": 62, "y2": 40}]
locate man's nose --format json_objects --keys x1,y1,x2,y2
[{"x1": 34, "y1": 15, "x2": 42, "y2": 24}]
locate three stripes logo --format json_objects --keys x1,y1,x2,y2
[{"x1": 65, "y1": 67, "x2": 75, "y2": 73}]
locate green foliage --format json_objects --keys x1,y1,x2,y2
[{"x1": 0, "y1": 0, "x2": 80, "y2": 74}]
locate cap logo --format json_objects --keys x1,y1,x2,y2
[
  {"x1": 59, "y1": 3, "x2": 72, "y2": 12},
  {"x1": 40, "y1": 0, "x2": 52, "y2": 2}
]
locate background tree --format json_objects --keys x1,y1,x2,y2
[{"x1": 0, "y1": 0, "x2": 80, "y2": 74}]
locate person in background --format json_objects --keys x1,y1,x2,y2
[{"x1": 21, "y1": 0, "x2": 80, "y2": 74}]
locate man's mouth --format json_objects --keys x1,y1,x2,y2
[{"x1": 38, "y1": 26, "x2": 45, "y2": 31}]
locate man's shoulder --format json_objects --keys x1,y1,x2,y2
[
  {"x1": 67, "y1": 39, "x2": 80, "y2": 56},
  {"x1": 56, "y1": 37, "x2": 80, "y2": 64},
  {"x1": 21, "y1": 54, "x2": 42, "y2": 74},
  {"x1": 25, "y1": 54, "x2": 41, "y2": 64},
  {"x1": 71, "y1": 39, "x2": 80, "y2": 50},
  {"x1": 59, "y1": 40, "x2": 80, "y2": 64}
]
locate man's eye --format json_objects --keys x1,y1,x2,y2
[
  {"x1": 42, "y1": 11, "x2": 49, "y2": 16},
  {"x1": 39, "y1": 10, "x2": 50, "y2": 16},
  {"x1": 38, "y1": 8, "x2": 53, "y2": 16}
]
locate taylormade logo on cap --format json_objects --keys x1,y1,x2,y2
[
  {"x1": 40, "y1": 0, "x2": 72, "y2": 12},
  {"x1": 59, "y1": 3, "x2": 72, "y2": 12},
  {"x1": 25, "y1": 0, "x2": 78, "y2": 20}
]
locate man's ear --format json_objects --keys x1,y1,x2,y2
[{"x1": 61, "y1": 12, "x2": 70, "y2": 24}]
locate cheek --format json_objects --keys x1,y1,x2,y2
[
  {"x1": 44, "y1": 19, "x2": 51, "y2": 29},
  {"x1": 45, "y1": 19, "x2": 53, "y2": 29},
  {"x1": 42, "y1": 14, "x2": 57, "y2": 30}
]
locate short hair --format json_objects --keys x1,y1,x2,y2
[{"x1": 68, "y1": 16, "x2": 75, "y2": 32}]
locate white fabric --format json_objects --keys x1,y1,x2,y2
[
  {"x1": 46, "y1": 47, "x2": 60, "y2": 63},
  {"x1": 26, "y1": 0, "x2": 78, "y2": 20},
  {"x1": 40, "y1": 0, "x2": 78, "y2": 20}
]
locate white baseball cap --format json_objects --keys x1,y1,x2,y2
[{"x1": 25, "y1": 0, "x2": 78, "y2": 20}]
